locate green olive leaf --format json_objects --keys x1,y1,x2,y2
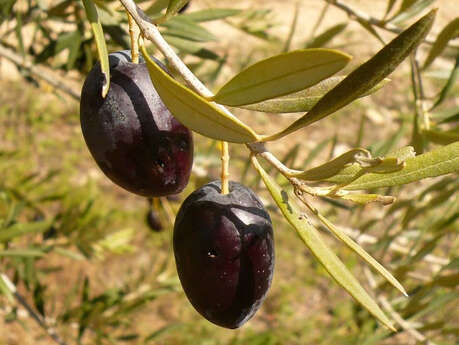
[
  {"x1": 389, "y1": 0, "x2": 435, "y2": 25},
  {"x1": 181, "y1": 9, "x2": 242, "y2": 22},
  {"x1": 336, "y1": 142, "x2": 459, "y2": 190},
  {"x1": 340, "y1": 193, "x2": 396, "y2": 205},
  {"x1": 264, "y1": 9, "x2": 436, "y2": 141},
  {"x1": 423, "y1": 127, "x2": 459, "y2": 145},
  {"x1": 161, "y1": 17, "x2": 217, "y2": 42},
  {"x1": 157, "y1": 0, "x2": 190, "y2": 23},
  {"x1": 304, "y1": 23, "x2": 348, "y2": 48},
  {"x1": 241, "y1": 77, "x2": 390, "y2": 113},
  {"x1": 430, "y1": 55, "x2": 459, "y2": 110},
  {"x1": 315, "y1": 212, "x2": 406, "y2": 295},
  {"x1": 82, "y1": 0, "x2": 109, "y2": 98},
  {"x1": 251, "y1": 156, "x2": 395, "y2": 331},
  {"x1": 210, "y1": 49, "x2": 351, "y2": 106},
  {"x1": 141, "y1": 45, "x2": 260, "y2": 143},
  {"x1": 423, "y1": 17, "x2": 459, "y2": 69},
  {"x1": 290, "y1": 148, "x2": 370, "y2": 181}
]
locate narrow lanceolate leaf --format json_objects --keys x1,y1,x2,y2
[
  {"x1": 264, "y1": 10, "x2": 436, "y2": 141},
  {"x1": 290, "y1": 148, "x2": 370, "y2": 181},
  {"x1": 82, "y1": 0, "x2": 109, "y2": 97},
  {"x1": 182, "y1": 9, "x2": 242, "y2": 22},
  {"x1": 161, "y1": 17, "x2": 217, "y2": 42},
  {"x1": 251, "y1": 156, "x2": 395, "y2": 331},
  {"x1": 160, "y1": 0, "x2": 190, "y2": 22},
  {"x1": 340, "y1": 193, "x2": 395, "y2": 205},
  {"x1": 241, "y1": 77, "x2": 389, "y2": 113},
  {"x1": 305, "y1": 23, "x2": 348, "y2": 48},
  {"x1": 0, "y1": 274, "x2": 14, "y2": 303},
  {"x1": 140, "y1": 45, "x2": 260, "y2": 143},
  {"x1": 0, "y1": 249, "x2": 45, "y2": 257},
  {"x1": 340, "y1": 142, "x2": 459, "y2": 190},
  {"x1": 389, "y1": 0, "x2": 435, "y2": 25},
  {"x1": 424, "y1": 17, "x2": 459, "y2": 69},
  {"x1": 0, "y1": 220, "x2": 52, "y2": 243},
  {"x1": 423, "y1": 127, "x2": 459, "y2": 145},
  {"x1": 431, "y1": 55, "x2": 459, "y2": 110},
  {"x1": 316, "y1": 213, "x2": 407, "y2": 296},
  {"x1": 210, "y1": 49, "x2": 351, "y2": 106}
]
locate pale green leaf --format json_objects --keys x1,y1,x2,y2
[
  {"x1": 340, "y1": 193, "x2": 396, "y2": 205},
  {"x1": 424, "y1": 18, "x2": 459, "y2": 69},
  {"x1": 160, "y1": 0, "x2": 190, "y2": 22},
  {"x1": 291, "y1": 148, "x2": 370, "y2": 181},
  {"x1": 264, "y1": 10, "x2": 436, "y2": 141},
  {"x1": 141, "y1": 45, "x2": 260, "y2": 143},
  {"x1": 241, "y1": 77, "x2": 390, "y2": 113},
  {"x1": 82, "y1": 0, "x2": 109, "y2": 97},
  {"x1": 325, "y1": 146, "x2": 416, "y2": 185},
  {"x1": 305, "y1": 23, "x2": 348, "y2": 48},
  {"x1": 390, "y1": 0, "x2": 435, "y2": 25},
  {"x1": 316, "y1": 213, "x2": 406, "y2": 295},
  {"x1": 182, "y1": 9, "x2": 242, "y2": 22},
  {"x1": 430, "y1": 55, "x2": 459, "y2": 110},
  {"x1": 0, "y1": 249, "x2": 45, "y2": 257},
  {"x1": 341, "y1": 142, "x2": 459, "y2": 190},
  {"x1": 161, "y1": 17, "x2": 217, "y2": 42},
  {"x1": 0, "y1": 220, "x2": 52, "y2": 243},
  {"x1": 0, "y1": 274, "x2": 14, "y2": 302},
  {"x1": 251, "y1": 156, "x2": 395, "y2": 331},
  {"x1": 210, "y1": 49, "x2": 351, "y2": 106}
]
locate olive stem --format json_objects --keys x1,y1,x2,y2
[
  {"x1": 220, "y1": 141, "x2": 230, "y2": 194},
  {"x1": 127, "y1": 12, "x2": 140, "y2": 64}
]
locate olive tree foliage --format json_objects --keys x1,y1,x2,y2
[{"x1": 0, "y1": 0, "x2": 458, "y2": 344}]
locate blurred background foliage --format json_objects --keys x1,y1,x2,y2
[{"x1": 0, "y1": 0, "x2": 458, "y2": 344}]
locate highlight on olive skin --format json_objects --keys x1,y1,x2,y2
[
  {"x1": 80, "y1": 50, "x2": 193, "y2": 197},
  {"x1": 173, "y1": 181, "x2": 275, "y2": 329}
]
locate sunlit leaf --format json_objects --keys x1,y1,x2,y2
[
  {"x1": 141, "y1": 45, "x2": 260, "y2": 143},
  {"x1": 339, "y1": 142, "x2": 459, "y2": 190},
  {"x1": 82, "y1": 0, "x2": 109, "y2": 97},
  {"x1": 0, "y1": 249, "x2": 45, "y2": 257},
  {"x1": 290, "y1": 148, "x2": 370, "y2": 181},
  {"x1": 423, "y1": 127, "x2": 459, "y2": 145},
  {"x1": 264, "y1": 10, "x2": 436, "y2": 141},
  {"x1": 0, "y1": 220, "x2": 52, "y2": 243},
  {"x1": 424, "y1": 17, "x2": 459, "y2": 69},
  {"x1": 340, "y1": 193, "x2": 396, "y2": 205},
  {"x1": 251, "y1": 156, "x2": 395, "y2": 331},
  {"x1": 211, "y1": 49, "x2": 351, "y2": 106},
  {"x1": 241, "y1": 77, "x2": 389, "y2": 113},
  {"x1": 160, "y1": 0, "x2": 190, "y2": 22}
]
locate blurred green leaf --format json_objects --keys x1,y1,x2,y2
[
  {"x1": 252, "y1": 156, "x2": 395, "y2": 331},
  {"x1": 0, "y1": 249, "x2": 45, "y2": 257},
  {"x1": 0, "y1": 220, "x2": 52, "y2": 242},
  {"x1": 141, "y1": 44, "x2": 260, "y2": 143},
  {"x1": 211, "y1": 49, "x2": 351, "y2": 106},
  {"x1": 423, "y1": 127, "x2": 459, "y2": 145},
  {"x1": 424, "y1": 17, "x2": 459, "y2": 69},
  {"x1": 162, "y1": 0, "x2": 190, "y2": 22},
  {"x1": 264, "y1": 10, "x2": 436, "y2": 141},
  {"x1": 305, "y1": 23, "x2": 348, "y2": 48},
  {"x1": 161, "y1": 17, "x2": 217, "y2": 42},
  {"x1": 182, "y1": 8, "x2": 242, "y2": 22},
  {"x1": 164, "y1": 35, "x2": 220, "y2": 60},
  {"x1": 82, "y1": 0, "x2": 109, "y2": 97},
  {"x1": 430, "y1": 54, "x2": 459, "y2": 110},
  {"x1": 390, "y1": 0, "x2": 435, "y2": 25}
]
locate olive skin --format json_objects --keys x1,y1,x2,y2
[
  {"x1": 173, "y1": 181, "x2": 274, "y2": 329},
  {"x1": 80, "y1": 51, "x2": 193, "y2": 197}
]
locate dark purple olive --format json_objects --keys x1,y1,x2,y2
[
  {"x1": 80, "y1": 50, "x2": 193, "y2": 197},
  {"x1": 173, "y1": 181, "x2": 274, "y2": 329}
]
